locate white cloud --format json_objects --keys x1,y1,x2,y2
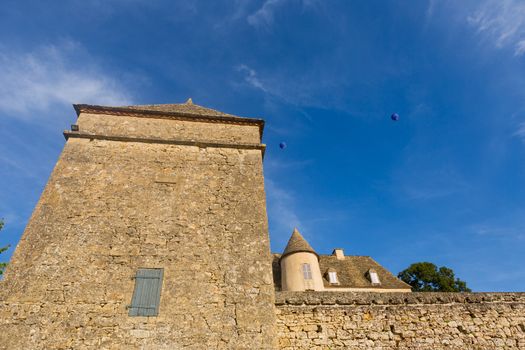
[
  {"x1": 467, "y1": 0, "x2": 525, "y2": 56},
  {"x1": 236, "y1": 64, "x2": 268, "y2": 92},
  {"x1": 247, "y1": 0, "x2": 318, "y2": 29},
  {"x1": 516, "y1": 40, "x2": 525, "y2": 56},
  {"x1": 247, "y1": 0, "x2": 286, "y2": 28},
  {"x1": 234, "y1": 63, "x2": 335, "y2": 111},
  {"x1": 0, "y1": 44, "x2": 132, "y2": 118},
  {"x1": 265, "y1": 178, "x2": 303, "y2": 232},
  {"x1": 515, "y1": 122, "x2": 525, "y2": 140}
]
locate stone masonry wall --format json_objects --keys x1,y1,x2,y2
[
  {"x1": 0, "y1": 112, "x2": 276, "y2": 349},
  {"x1": 276, "y1": 291, "x2": 525, "y2": 349},
  {"x1": 77, "y1": 113, "x2": 261, "y2": 145}
]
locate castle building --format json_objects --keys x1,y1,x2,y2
[
  {"x1": 275, "y1": 228, "x2": 411, "y2": 293},
  {"x1": 0, "y1": 101, "x2": 523, "y2": 349}
]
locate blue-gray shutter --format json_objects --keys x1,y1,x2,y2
[{"x1": 129, "y1": 268, "x2": 164, "y2": 316}]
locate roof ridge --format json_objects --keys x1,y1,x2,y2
[{"x1": 120, "y1": 99, "x2": 239, "y2": 118}]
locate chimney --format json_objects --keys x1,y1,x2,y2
[{"x1": 332, "y1": 248, "x2": 345, "y2": 260}]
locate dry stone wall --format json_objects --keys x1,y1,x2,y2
[
  {"x1": 276, "y1": 291, "x2": 525, "y2": 349},
  {"x1": 0, "y1": 112, "x2": 276, "y2": 349}
]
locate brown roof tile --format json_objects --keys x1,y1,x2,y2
[
  {"x1": 281, "y1": 228, "x2": 318, "y2": 259},
  {"x1": 121, "y1": 98, "x2": 240, "y2": 118},
  {"x1": 271, "y1": 253, "x2": 411, "y2": 291}
]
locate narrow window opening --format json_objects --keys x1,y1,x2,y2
[
  {"x1": 128, "y1": 268, "x2": 164, "y2": 317},
  {"x1": 368, "y1": 269, "x2": 381, "y2": 285},
  {"x1": 328, "y1": 271, "x2": 338, "y2": 284},
  {"x1": 302, "y1": 263, "x2": 312, "y2": 280}
]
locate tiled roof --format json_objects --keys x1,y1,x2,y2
[
  {"x1": 272, "y1": 254, "x2": 411, "y2": 290},
  {"x1": 121, "y1": 98, "x2": 241, "y2": 118},
  {"x1": 281, "y1": 228, "x2": 318, "y2": 259}
]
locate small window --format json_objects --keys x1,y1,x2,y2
[
  {"x1": 328, "y1": 271, "x2": 338, "y2": 284},
  {"x1": 129, "y1": 268, "x2": 164, "y2": 316},
  {"x1": 302, "y1": 263, "x2": 312, "y2": 280},
  {"x1": 369, "y1": 269, "x2": 381, "y2": 285}
]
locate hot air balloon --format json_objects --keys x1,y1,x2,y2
[
  {"x1": 391, "y1": 113, "x2": 400, "y2": 121},
  {"x1": 279, "y1": 142, "x2": 287, "y2": 149}
]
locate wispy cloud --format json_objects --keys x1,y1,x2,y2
[
  {"x1": 0, "y1": 43, "x2": 132, "y2": 118},
  {"x1": 247, "y1": 0, "x2": 318, "y2": 29},
  {"x1": 247, "y1": 0, "x2": 283, "y2": 28},
  {"x1": 394, "y1": 165, "x2": 469, "y2": 201},
  {"x1": 426, "y1": 0, "x2": 437, "y2": 19},
  {"x1": 264, "y1": 158, "x2": 314, "y2": 170},
  {"x1": 234, "y1": 63, "x2": 337, "y2": 111},
  {"x1": 236, "y1": 64, "x2": 268, "y2": 93},
  {"x1": 515, "y1": 122, "x2": 525, "y2": 140},
  {"x1": 516, "y1": 40, "x2": 525, "y2": 56},
  {"x1": 265, "y1": 178, "x2": 303, "y2": 232},
  {"x1": 467, "y1": 210, "x2": 525, "y2": 241},
  {"x1": 471, "y1": 224, "x2": 525, "y2": 240},
  {"x1": 467, "y1": 0, "x2": 525, "y2": 56}
]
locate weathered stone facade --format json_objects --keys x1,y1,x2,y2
[
  {"x1": 276, "y1": 292, "x2": 525, "y2": 349},
  {"x1": 0, "y1": 102, "x2": 524, "y2": 349},
  {"x1": 0, "y1": 103, "x2": 276, "y2": 349}
]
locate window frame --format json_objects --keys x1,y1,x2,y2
[
  {"x1": 302, "y1": 263, "x2": 313, "y2": 280},
  {"x1": 328, "y1": 271, "x2": 338, "y2": 284},
  {"x1": 369, "y1": 270, "x2": 381, "y2": 285},
  {"x1": 128, "y1": 268, "x2": 164, "y2": 317}
]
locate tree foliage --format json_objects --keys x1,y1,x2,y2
[
  {"x1": 0, "y1": 219, "x2": 9, "y2": 276},
  {"x1": 398, "y1": 262, "x2": 471, "y2": 292}
]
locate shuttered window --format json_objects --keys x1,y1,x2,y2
[
  {"x1": 368, "y1": 269, "x2": 381, "y2": 285},
  {"x1": 370, "y1": 271, "x2": 380, "y2": 284},
  {"x1": 328, "y1": 271, "x2": 338, "y2": 284},
  {"x1": 302, "y1": 263, "x2": 312, "y2": 280},
  {"x1": 129, "y1": 268, "x2": 164, "y2": 317}
]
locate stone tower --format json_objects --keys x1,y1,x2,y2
[{"x1": 0, "y1": 101, "x2": 277, "y2": 349}]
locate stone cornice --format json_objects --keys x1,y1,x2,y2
[
  {"x1": 63, "y1": 131, "x2": 266, "y2": 157},
  {"x1": 73, "y1": 104, "x2": 265, "y2": 140}
]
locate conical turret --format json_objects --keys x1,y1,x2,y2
[
  {"x1": 280, "y1": 228, "x2": 324, "y2": 291},
  {"x1": 281, "y1": 228, "x2": 319, "y2": 259}
]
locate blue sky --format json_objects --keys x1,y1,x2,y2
[{"x1": 1, "y1": 0, "x2": 525, "y2": 291}]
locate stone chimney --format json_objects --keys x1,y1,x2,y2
[{"x1": 332, "y1": 248, "x2": 345, "y2": 260}]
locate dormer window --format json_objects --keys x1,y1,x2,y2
[
  {"x1": 368, "y1": 269, "x2": 381, "y2": 285},
  {"x1": 328, "y1": 271, "x2": 338, "y2": 284},
  {"x1": 325, "y1": 268, "x2": 339, "y2": 284}
]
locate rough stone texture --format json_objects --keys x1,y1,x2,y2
[
  {"x1": 1, "y1": 103, "x2": 524, "y2": 350},
  {"x1": 0, "y1": 108, "x2": 276, "y2": 349},
  {"x1": 77, "y1": 113, "x2": 262, "y2": 145},
  {"x1": 276, "y1": 291, "x2": 525, "y2": 349}
]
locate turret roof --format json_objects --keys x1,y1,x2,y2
[{"x1": 281, "y1": 228, "x2": 318, "y2": 259}]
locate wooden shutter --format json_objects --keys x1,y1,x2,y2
[{"x1": 129, "y1": 268, "x2": 164, "y2": 316}]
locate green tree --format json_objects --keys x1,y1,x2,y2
[
  {"x1": 0, "y1": 220, "x2": 9, "y2": 276},
  {"x1": 398, "y1": 262, "x2": 471, "y2": 292}
]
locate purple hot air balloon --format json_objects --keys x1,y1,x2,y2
[
  {"x1": 391, "y1": 113, "x2": 400, "y2": 121},
  {"x1": 279, "y1": 142, "x2": 287, "y2": 149}
]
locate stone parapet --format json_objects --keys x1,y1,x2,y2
[{"x1": 276, "y1": 292, "x2": 525, "y2": 349}]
